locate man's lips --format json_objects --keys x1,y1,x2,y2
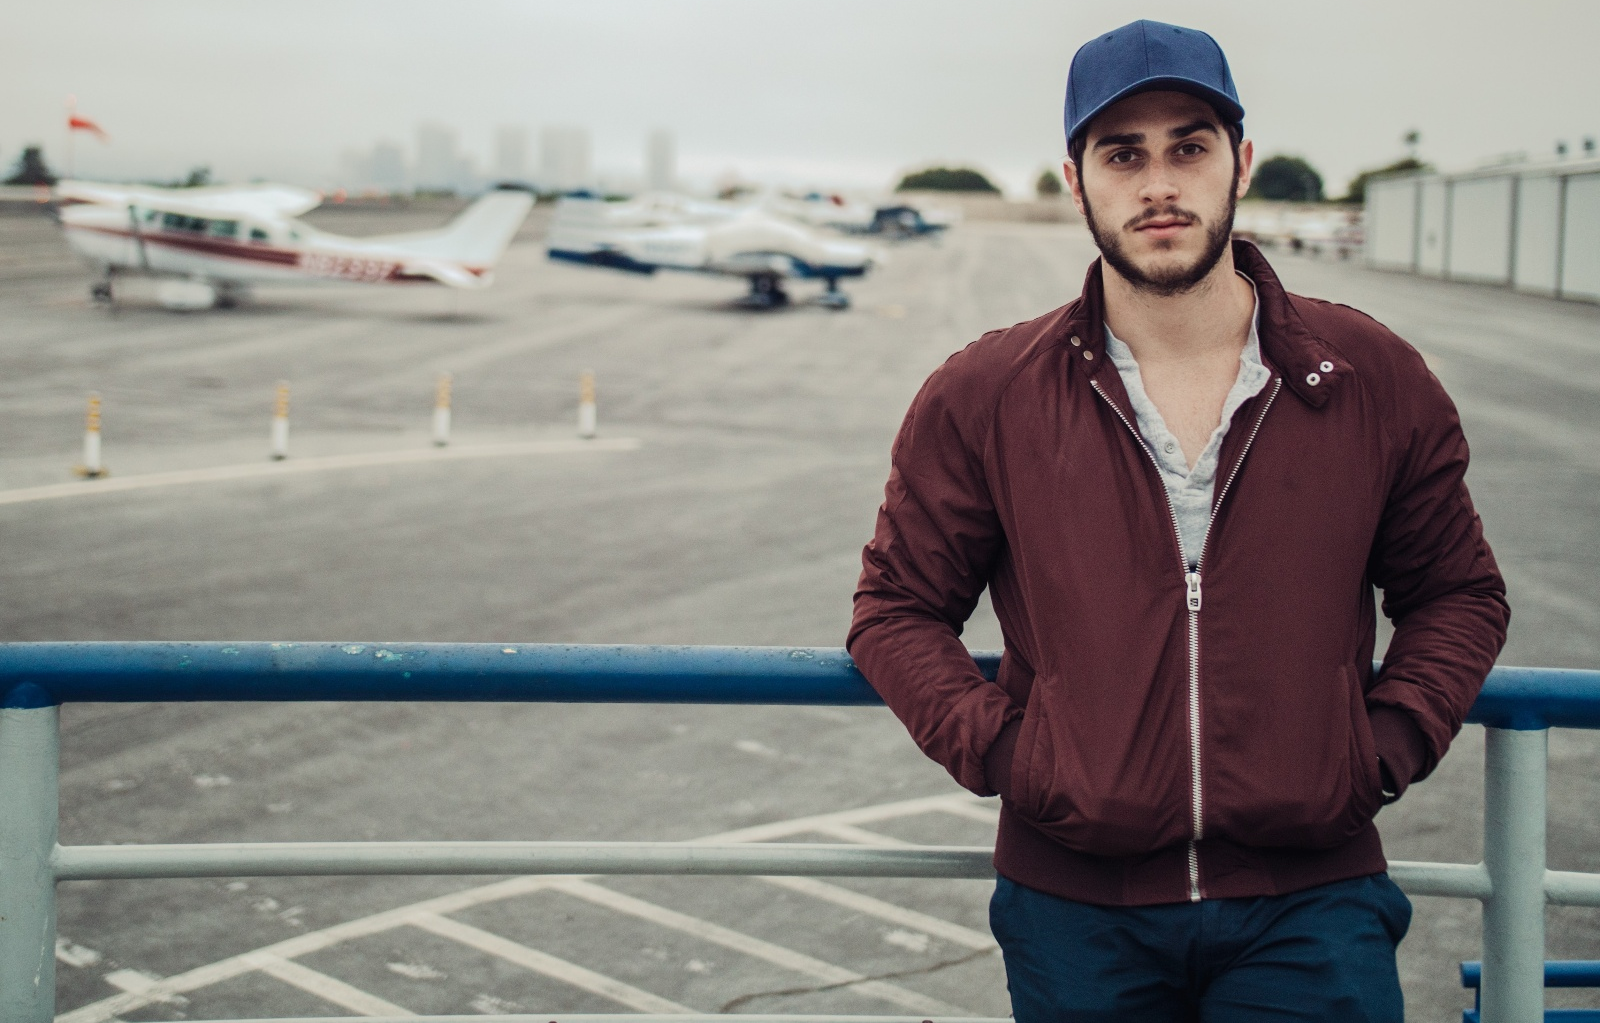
[{"x1": 1135, "y1": 218, "x2": 1194, "y2": 234}]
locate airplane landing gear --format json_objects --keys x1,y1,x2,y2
[
  {"x1": 735, "y1": 273, "x2": 789, "y2": 310},
  {"x1": 815, "y1": 277, "x2": 850, "y2": 310},
  {"x1": 215, "y1": 283, "x2": 248, "y2": 309},
  {"x1": 90, "y1": 278, "x2": 113, "y2": 304}
]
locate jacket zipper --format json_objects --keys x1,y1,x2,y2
[{"x1": 1092, "y1": 375, "x2": 1282, "y2": 902}]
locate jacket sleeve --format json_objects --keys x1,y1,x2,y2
[
  {"x1": 1367, "y1": 355, "x2": 1510, "y2": 781},
  {"x1": 848, "y1": 366, "x2": 1021, "y2": 796}
]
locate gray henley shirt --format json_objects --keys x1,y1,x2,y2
[{"x1": 1104, "y1": 278, "x2": 1271, "y2": 570}]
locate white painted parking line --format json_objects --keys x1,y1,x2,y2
[
  {"x1": 696, "y1": 792, "x2": 990, "y2": 845},
  {"x1": 550, "y1": 878, "x2": 968, "y2": 1016},
  {"x1": 60, "y1": 793, "x2": 998, "y2": 1023},
  {"x1": 934, "y1": 801, "x2": 1001, "y2": 826},
  {"x1": 245, "y1": 951, "x2": 415, "y2": 1016},
  {"x1": 69, "y1": 961, "x2": 237, "y2": 1022},
  {"x1": 759, "y1": 877, "x2": 996, "y2": 951},
  {"x1": 57, "y1": 878, "x2": 565, "y2": 1023},
  {"x1": 0, "y1": 437, "x2": 642, "y2": 508},
  {"x1": 102, "y1": 968, "x2": 179, "y2": 1001},
  {"x1": 407, "y1": 911, "x2": 691, "y2": 1014},
  {"x1": 55, "y1": 937, "x2": 104, "y2": 968},
  {"x1": 810, "y1": 822, "x2": 915, "y2": 847}
]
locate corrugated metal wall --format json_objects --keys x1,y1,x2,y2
[{"x1": 1365, "y1": 160, "x2": 1600, "y2": 302}]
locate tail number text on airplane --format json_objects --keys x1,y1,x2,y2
[{"x1": 300, "y1": 252, "x2": 397, "y2": 282}]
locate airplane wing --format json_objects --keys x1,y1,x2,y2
[
  {"x1": 398, "y1": 259, "x2": 491, "y2": 289},
  {"x1": 55, "y1": 180, "x2": 322, "y2": 219}
]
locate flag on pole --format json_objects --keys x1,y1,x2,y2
[
  {"x1": 66, "y1": 96, "x2": 108, "y2": 141},
  {"x1": 68, "y1": 113, "x2": 108, "y2": 141}
]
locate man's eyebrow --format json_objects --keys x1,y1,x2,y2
[
  {"x1": 1170, "y1": 120, "x2": 1221, "y2": 139},
  {"x1": 1091, "y1": 132, "x2": 1143, "y2": 152}
]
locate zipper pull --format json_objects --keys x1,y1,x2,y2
[{"x1": 1185, "y1": 571, "x2": 1202, "y2": 612}]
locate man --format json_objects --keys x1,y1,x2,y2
[{"x1": 849, "y1": 19, "x2": 1508, "y2": 1022}]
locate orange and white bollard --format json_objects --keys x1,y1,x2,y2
[
  {"x1": 578, "y1": 370, "x2": 597, "y2": 439},
  {"x1": 432, "y1": 372, "x2": 452, "y2": 447},
  {"x1": 76, "y1": 392, "x2": 106, "y2": 478},
  {"x1": 270, "y1": 381, "x2": 290, "y2": 460}
]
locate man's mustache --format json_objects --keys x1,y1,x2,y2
[{"x1": 1123, "y1": 206, "x2": 1201, "y2": 231}]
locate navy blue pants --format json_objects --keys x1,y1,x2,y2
[{"x1": 989, "y1": 873, "x2": 1411, "y2": 1022}]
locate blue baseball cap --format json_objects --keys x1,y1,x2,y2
[{"x1": 1065, "y1": 20, "x2": 1244, "y2": 146}]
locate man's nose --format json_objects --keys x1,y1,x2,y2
[{"x1": 1138, "y1": 159, "x2": 1181, "y2": 205}]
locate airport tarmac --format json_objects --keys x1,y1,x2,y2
[{"x1": 1, "y1": 201, "x2": 1598, "y2": 1020}]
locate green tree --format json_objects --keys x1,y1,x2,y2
[
  {"x1": 1035, "y1": 167, "x2": 1063, "y2": 197},
  {"x1": 4, "y1": 146, "x2": 57, "y2": 186},
  {"x1": 1341, "y1": 157, "x2": 1431, "y2": 205},
  {"x1": 1249, "y1": 155, "x2": 1324, "y2": 202},
  {"x1": 896, "y1": 167, "x2": 999, "y2": 193}
]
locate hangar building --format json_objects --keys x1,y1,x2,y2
[{"x1": 1365, "y1": 157, "x2": 1600, "y2": 303}]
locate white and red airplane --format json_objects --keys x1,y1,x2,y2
[{"x1": 55, "y1": 180, "x2": 533, "y2": 309}]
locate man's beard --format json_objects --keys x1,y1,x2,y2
[{"x1": 1083, "y1": 188, "x2": 1237, "y2": 297}]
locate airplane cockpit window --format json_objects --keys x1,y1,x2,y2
[
  {"x1": 143, "y1": 209, "x2": 158, "y2": 222},
  {"x1": 160, "y1": 212, "x2": 209, "y2": 233},
  {"x1": 208, "y1": 220, "x2": 239, "y2": 239},
  {"x1": 249, "y1": 227, "x2": 271, "y2": 244}
]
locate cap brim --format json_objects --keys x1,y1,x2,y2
[{"x1": 1069, "y1": 76, "x2": 1244, "y2": 143}]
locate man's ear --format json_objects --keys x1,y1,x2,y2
[
  {"x1": 1235, "y1": 138, "x2": 1254, "y2": 201},
  {"x1": 1064, "y1": 158, "x2": 1087, "y2": 218}
]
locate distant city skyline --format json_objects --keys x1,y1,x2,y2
[
  {"x1": 329, "y1": 123, "x2": 679, "y2": 196},
  {"x1": 539, "y1": 126, "x2": 592, "y2": 192},
  {"x1": 647, "y1": 129, "x2": 676, "y2": 193},
  {"x1": 494, "y1": 125, "x2": 530, "y2": 183},
  {"x1": 4, "y1": 1, "x2": 1598, "y2": 198}
]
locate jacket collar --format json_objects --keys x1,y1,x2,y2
[{"x1": 1060, "y1": 240, "x2": 1345, "y2": 409}]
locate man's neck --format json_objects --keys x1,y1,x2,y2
[{"x1": 1100, "y1": 249, "x2": 1256, "y2": 364}]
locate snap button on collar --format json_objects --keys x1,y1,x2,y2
[
  {"x1": 1070, "y1": 335, "x2": 1082, "y2": 347},
  {"x1": 1319, "y1": 360, "x2": 1334, "y2": 372},
  {"x1": 1084, "y1": 350, "x2": 1095, "y2": 361},
  {"x1": 1306, "y1": 372, "x2": 1322, "y2": 386}
]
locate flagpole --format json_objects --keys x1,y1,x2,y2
[{"x1": 65, "y1": 95, "x2": 75, "y2": 180}]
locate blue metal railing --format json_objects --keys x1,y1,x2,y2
[
  {"x1": 1462, "y1": 961, "x2": 1600, "y2": 1022},
  {"x1": 3, "y1": 643, "x2": 1599, "y2": 1023},
  {"x1": 7, "y1": 643, "x2": 1599, "y2": 728},
  {"x1": 0, "y1": 643, "x2": 886, "y2": 707}
]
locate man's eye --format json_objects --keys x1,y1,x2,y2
[
  {"x1": 1109, "y1": 150, "x2": 1138, "y2": 164},
  {"x1": 1177, "y1": 143, "x2": 1205, "y2": 156}
]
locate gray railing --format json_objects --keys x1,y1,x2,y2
[{"x1": 3, "y1": 643, "x2": 1599, "y2": 1023}]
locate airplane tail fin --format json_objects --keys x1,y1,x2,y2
[{"x1": 377, "y1": 190, "x2": 534, "y2": 287}]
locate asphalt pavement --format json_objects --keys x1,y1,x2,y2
[{"x1": 1, "y1": 201, "x2": 1597, "y2": 1021}]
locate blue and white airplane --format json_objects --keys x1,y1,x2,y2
[
  {"x1": 777, "y1": 193, "x2": 956, "y2": 239},
  {"x1": 546, "y1": 194, "x2": 875, "y2": 309}
]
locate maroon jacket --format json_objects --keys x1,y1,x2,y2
[{"x1": 849, "y1": 242, "x2": 1509, "y2": 907}]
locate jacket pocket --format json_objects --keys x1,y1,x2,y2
[
  {"x1": 1208, "y1": 664, "x2": 1384, "y2": 849},
  {"x1": 1007, "y1": 672, "x2": 1190, "y2": 856}
]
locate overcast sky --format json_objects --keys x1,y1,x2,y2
[{"x1": 4, "y1": 0, "x2": 1597, "y2": 197}]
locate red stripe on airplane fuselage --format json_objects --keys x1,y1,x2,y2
[
  {"x1": 68, "y1": 225, "x2": 488, "y2": 282},
  {"x1": 72, "y1": 223, "x2": 300, "y2": 266}
]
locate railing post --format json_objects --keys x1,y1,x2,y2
[
  {"x1": 0, "y1": 703, "x2": 60, "y2": 1023},
  {"x1": 1479, "y1": 725, "x2": 1547, "y2": 1023}
]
